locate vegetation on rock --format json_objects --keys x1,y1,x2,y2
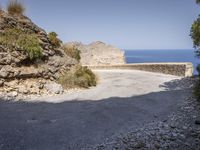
[
  {"x1": 0, "y1": 5, "x2": 97, "y2": 95},
  {"x1": 191, "y1": 16, "x2": 200, "y2": 57},
  {"x1": 194, "y1": 65, "x2": 200, "y2": 101},
  {"x1": 48, "y1": 32, "x2": 62, "y2": 48},
  {"x1": 191, "y1": 0, "x2": 200, "y2": 101},
  {"x1": 7, "y1": 0, "x2": 25, "y2": 15},
  {"x1": 58, "y1": 66, "x2": 97, "y2": 88},
  {"x1": 0, "y1": 28, "x2": 42, "y2": 60},
  {"x1": 63, "y1": 45, "x2": 81, "y2": 62}
]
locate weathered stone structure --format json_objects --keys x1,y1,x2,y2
[{"x1": 86, "y1": 63, "x2": 194, "y2": 77}]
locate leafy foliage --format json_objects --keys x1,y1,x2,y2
[
  {"x1": 59, "y1": 66, "x2": 97, "y2": 88},
  {"x1": 192, "y1": 1, "x2": 200, "y2": 101},
  {"x1": 48, "y1": 32, "x2": 62, "y2": 48},
  {"x1": 7, "y1": 0, "x2": 25, "y2": 15},
  {"x1": 194, "y1": 65, "x2": 200, "y2": 101},
  {"x1": 190, "y1": 16, "x2": 200, "y2": 57},
  {"x1": 194, "y1": 83, "x2": 200, "y2": 101},
  {"x1": 17, "y1": 34, "x2": 43, "y2": 60},
  {"x1": 0, "y1": 28, "x2": 42, "y2": 60},
  {"x1": 63, "y1": 45, "x2": 81, "y2": 61}
]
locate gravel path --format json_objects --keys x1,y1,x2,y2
[
  {"x1": 91, "y1": 96, "x2": 200, "y2": 150},
  {"x1": 0, "y1": 70, "x2": 198, "y2": 150}
]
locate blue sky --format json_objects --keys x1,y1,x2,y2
[{"x1": 1, "y1": 0, "x2": 199, "y2": 49}]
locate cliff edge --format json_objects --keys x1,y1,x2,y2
[{"x1": 64, "y1": 41, "x2": 126, "y2": 65}]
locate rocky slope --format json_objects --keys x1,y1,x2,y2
[
  {"x1": 64, "y1": 41, "x2": 125, "y2": 65},
  {"x1": 0, "y1": 11, "x2": 78, "y2": 97}
]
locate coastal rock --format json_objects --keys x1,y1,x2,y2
[
  {"x1": 0, "y1": 11, "x2": 78, "y2": 97},
  {"x1": 44, "y1": 83, "x2": 64, "y2": 94},
  {"x1": 64, "y1": 41, "x2": 126, "y2": 65}
]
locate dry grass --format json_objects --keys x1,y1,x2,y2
[
  {"x1": 63, "y1": 45, "x2": 81, "y2": 62},
  {"x1": 0, "y1": 28, "x2": 42, "y2": 60},
  {"x1": 7, "y1": 0, "x2": 25, "y2": 15},
  {"x1": 58, "y1": 66, "x2": 97, "y2": 89},
  {"x1": 48, "y1": 32, "x2": 62, "y2": 48}
]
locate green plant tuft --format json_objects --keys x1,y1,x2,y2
[
  {"x1": 7, "y1": 0, "x2": 25, "y2": 15},
  {"x1": 194, "y1": 65, "x2": 200, "y2": 101},
  {"x1": 0, "y1": 28, "x2": 42, "y2": 60},
  {"x1": 48, "y1": 32, "x2": 62, "y2": 48},
  {"x1": 63, "y1": 45, "x2": 81, "y2": 61},
  {"x1": 17, "y1": 34, "x2": 43, "y2": 60},
  {"x1": 58, "y1": 66, "x2": 97, "y2": 89},
  {"x1": 194, "y1": 82, "x2": 200, "y2": 101}
]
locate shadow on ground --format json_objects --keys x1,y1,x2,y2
[
  {"x1": 160, "y1": 77, "x2": 195, "y2": 91},
  {"x1": 0, "y1": 78, "x2": 193, "y2": 150}
]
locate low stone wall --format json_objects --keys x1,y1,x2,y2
[{"x1": 85, "y1": 63, "x2": 193, "y2": 77}]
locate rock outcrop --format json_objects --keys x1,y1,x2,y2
[
  {"x1": 64, "y1": 41, "x2": 125, "y2": 65},
  {"x1": 0, "y1": 11, "x2": 78, "y2": 97}
]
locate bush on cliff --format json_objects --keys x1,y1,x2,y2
[
  {"x1": 191, "y1": 1, "x2": 200, "y2": 101},
  {"x1": 0, "y1": 28, "x2": 42, "y2": 60},
  {"x1": 194, "y1": 82, "x2": 200, "y2": 101},
  {"x1": 48, "y1": 32, "x2": 62, "y2": 48},
  {"x1": 194, "y1": 65, "x2": 200, "y2": 101},
  {"x1": 58, "y1": 66, "x2": 97, "y2": 88},
  {"x1": 7, "y1": 0, "x2": 25, "y2": 15},
  {"x1": 63, "y1": 45, "x2": 81, "y2": 62}
]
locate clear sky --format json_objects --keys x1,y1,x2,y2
[{"x1": 1, "y1": 0, "x2": 199, "y2": 49}]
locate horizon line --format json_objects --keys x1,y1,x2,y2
[{"x1": 123, "y1": 48, "x2": 195, "y2": 51}]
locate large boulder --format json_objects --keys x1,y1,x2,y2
[{"x1": 64, "y1": 41, "x2": 126, "y2": 65}]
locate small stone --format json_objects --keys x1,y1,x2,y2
[
  {"x1": 133, "y1": 142, "x2": 146, "y2": 149},
  {"x1": 44, "y1": 82, "x2": 63, "y2": 94},
  {"x1": 9, "y1": 91, "x2": 18, "y2": 97},
  {"x1": 154, "y1": 114, "x2": 158, "y2": 118},
  {"x1": 195, "y1": 120, "x2": 200, "y2": 125},
  {"x1": 182, "y1": 126, "x2": 188, "y2": 130},
  {"x1": 172, "y1": 133, "x2": 177, "y2": 137},
  {"x1": 163, "y1": 119, "x2": 167, "y2": 122},
  {"x1": 170, "y1": 124, "x2": 176, "y2": 129},
  {"x1": 0, "y1": 79, "x2": 5, "y2": 86},
  {"x1": 154, "y1": 143, "x2": 160, "y2": 149}
]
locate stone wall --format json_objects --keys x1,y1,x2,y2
[{"x1": 86, "y1": 63, "x2": 194, "y2": 77}]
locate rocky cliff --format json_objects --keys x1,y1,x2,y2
[
  {"x1": 0, "y1": 11, "x2": 78, "y2": 97},
  {"x1": 64, "y1": 41, "x2": 125, "y2": 65}
]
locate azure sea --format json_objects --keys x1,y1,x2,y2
[{"x1": 124, "y1": 49, "x2": 199, "y2": 75}]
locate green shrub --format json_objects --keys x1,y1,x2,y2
[
  {"x1": 0, "y1": 28, "x2": 42, "y2": 60},
  {"x1": 7, "y1": 0, "x2": 25, "y2": 15},
  {"x1": 194, "y1": 64, "x2": 200, "y2": 101},
  {"x1": 58, "y1": 66, "x2": 97, "y2": 88},
  {"x1": 194, "y1": 81, "x2": 200, "y2": 101},
  {"x1": 63, "y1": 45, "x2": 81, "y2": 61},
  {"x1": 17, "y1": 34, "x2": 42, "y2": 60},
  {"x1": 197, "y1": 65, "x2": 200, "y2": 77},
  {"x1": 48, "y1": 32, "x2": 62, "y2": 48}
]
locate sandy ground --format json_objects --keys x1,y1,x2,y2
[
  {"x1": 0, "y1": 70, "x2": 191, "y2": 150},
  {"x1": 32, "y1": 69, "x2": 182, "y2": 103}
]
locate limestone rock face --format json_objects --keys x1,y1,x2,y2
[
  {"x1": 0, "y1": 11, "x2": 78, "y2": 97},
  {"x1": 64, "y1": 41, "x2": 126, "y2": 65},
  {"x1": 44, "y1": 83, "x2": 64, "y2": 94}
]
